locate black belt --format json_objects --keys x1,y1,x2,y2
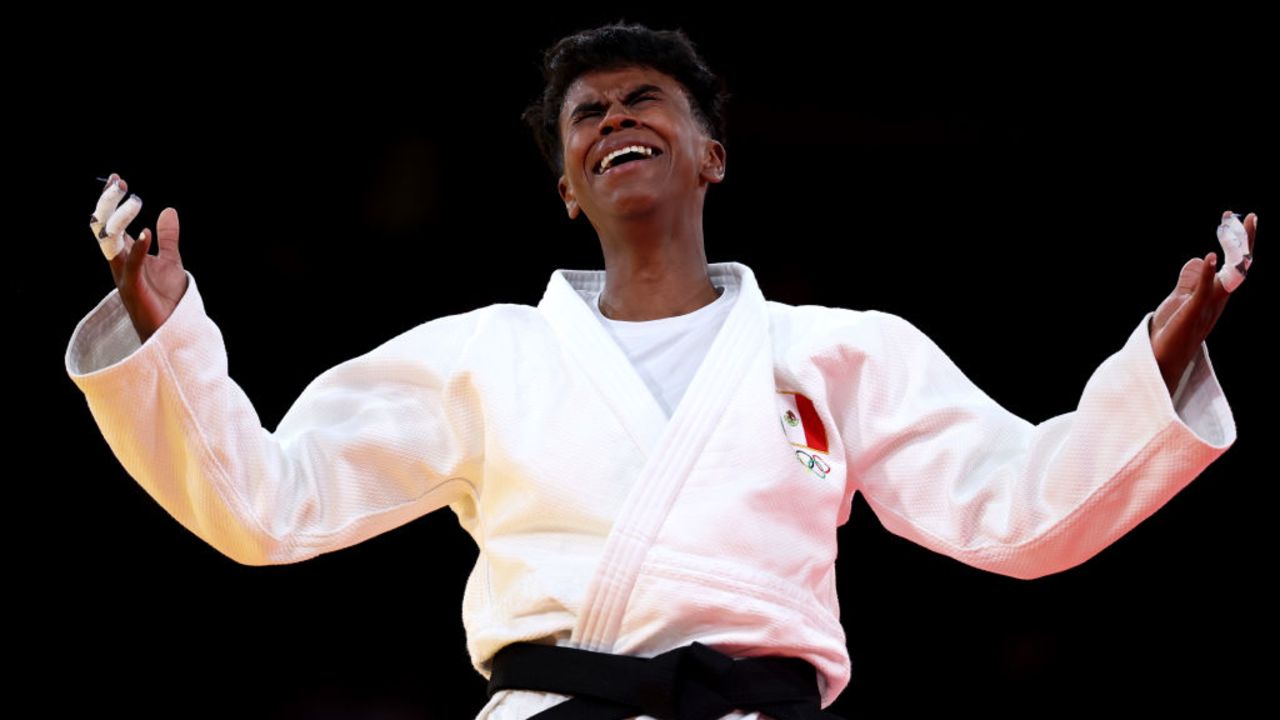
[{"x1": 487, "y1": 640, "x2": 846, "y2": 720}]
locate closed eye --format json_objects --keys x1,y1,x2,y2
[{"x1": 572, "y1": 94, "x2": 658, "y2": 124}]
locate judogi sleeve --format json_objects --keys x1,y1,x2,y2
[
  {"x1": 836, "y1": 309, "x2": 1236, "y2": 580},
  {"x1": 65, "y1": 271, "x2": 484, "y2": 567}
]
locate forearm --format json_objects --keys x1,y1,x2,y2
[
  {"x1": 66, "y1": 273, "x2": 303, "y2": 565},
  {"x1": 66, "y1": 271, "x2": 484, "y2": 566},
  {"x1": 851, "y1": 310, "x2": 1235, "y2": 580}
]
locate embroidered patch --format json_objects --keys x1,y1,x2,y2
[{"x1": 776, "y1": 390, "x2": 832, "y2": 479}]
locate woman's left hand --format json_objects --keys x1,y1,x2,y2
[{"x1": 1150, "y1": 210, "x2": 1257, "y2": 396}]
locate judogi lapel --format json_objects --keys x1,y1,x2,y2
[{"x1": 537, "y1": 261, "x2": 770, "y2": 653}]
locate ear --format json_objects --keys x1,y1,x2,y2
[
  {"x1": 699, "y1": 138, "x2": 727, "y2": 185},
  {"x1": 558, "y1": 174, "x2": 581, "y2": 220}
]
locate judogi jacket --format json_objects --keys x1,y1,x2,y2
[{"x1": 64, "y1": 261, "x2": 1236, "y2": 714}]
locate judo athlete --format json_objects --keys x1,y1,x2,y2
[{"x1": 67, "y1": 21, "x2": 1256, "y2": 720}]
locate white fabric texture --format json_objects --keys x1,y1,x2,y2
[
  {"x1": 590, "y1": 282, "x2": 736, "y2": 418},
  {"x1": 65, "y1": 261, "x2": 1236, "y2": 719}
]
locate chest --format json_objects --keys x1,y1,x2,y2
[{"x1": 466, "y1": 334, "x2": 847, "y2": 568}]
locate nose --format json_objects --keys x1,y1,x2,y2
[{"x1": 599, "y1": 113, "x2": 639, "y2": 136}]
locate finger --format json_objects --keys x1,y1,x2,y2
[
  {"x1": 1246, "y1": 212, "x2": 1257, "y2": 254},
  {"x1": 1206, "y1": 250, "x2": 1233, "y2": 328},
  {"x1": 1153, "y1": 256, "x2": 1203, "y2": 334},
  {"x1": 125, "y1": 227, "x2": 151, "y2": 280},
  {"x1": 1174, "y1": 257, "x2": 1203, "y2": 296},
  {"x1": 1199, "y1": 251, "x2": 1228, "y2": 309},
  {"x1": 91, "y1": 175, "x2": 129, "y2": 228},
  {"x1": 154, "y1": 207, "x2": 181, "y2": 259},
  {"x1": 120, "y1": 230, "x2": 136, "y2": 260},
  {"x1": 1181, "y1": 253, "x2": 1215, "y2": 328},
  {"x1": 98, "y1": 173, "x2": 128, "y2": 194},
  {"x1": 1215, "y1": 210, "x2": 1250, "y2": 293},
  {"x1": 104, "y1": 194, "x2": 143, "y2": 261},
  {"x1": 107, "y1": 229, "x2": 136, "y2": 283},
  {"x1": 90, "y1": 179, "x2": 128, "y2": 259}
]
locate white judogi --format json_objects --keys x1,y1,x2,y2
[{"x1": 64, "y1": 261, "x2": 1236, "y2": 719}]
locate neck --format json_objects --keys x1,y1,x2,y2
[{"x1": 595, "y1": 212, "x2": 718, "y2": 321}]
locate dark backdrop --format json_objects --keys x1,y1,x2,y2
[{"x1": 22, "y1": 9, "x2": 1269, "y2": 719}]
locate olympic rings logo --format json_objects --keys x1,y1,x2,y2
[{"x1": 794, "y1": 449, "x2": 830, "y2": 479}]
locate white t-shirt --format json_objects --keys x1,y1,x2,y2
[{"x1": 589, "y1": 283, "x2": 738, "y2": 418}]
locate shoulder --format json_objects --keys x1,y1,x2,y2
[
  {"x1": 766, "y1": 300, "x2": 921, "y2": 353},
  {"x1": 358, "y1": 301, "x2": 549, "y2": 370}
]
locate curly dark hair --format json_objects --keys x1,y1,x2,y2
[{"x1": 521, "y1": 19, "x2": 731, "y2": 180}]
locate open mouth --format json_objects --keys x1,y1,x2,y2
[{"x1": 595, "y1": 146, "x2": 664, "y2": 176}]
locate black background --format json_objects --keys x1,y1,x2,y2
[{"x1": 20, "y1": 9, "x2": 1270, "y2": 719}]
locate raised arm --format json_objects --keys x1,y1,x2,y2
[
  {"x1": 68, "y1": 176, "x2": 485, "y2": 566},
  {"x1": 834, "y1": 309, "x2": 1235, "y2": 580},
  {"x1": 1150, "y1": 210, "x2": 1257, "y2": 396}
]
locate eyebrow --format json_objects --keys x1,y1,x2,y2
[{"x1": 568, "y1": 84, "x2": 664, "y2": 122}]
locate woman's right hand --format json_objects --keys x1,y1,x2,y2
[{"x1": 91, "y1": 173, "x2": 189, "y2": 343}]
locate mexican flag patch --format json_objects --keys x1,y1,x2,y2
[{"x1": 777, "y1": 391, "x2": 829, "y2": 453}]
